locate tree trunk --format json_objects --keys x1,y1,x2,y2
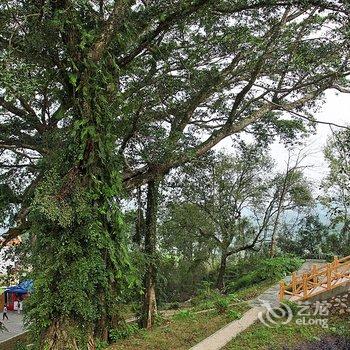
[
  {"x1": 269, "y1": 175, "x2": 289, "y2": 257},
  {"x1": 269, "y1": 235, "x2": 277, "y2": 257},
  {"x1": 140, "y1": 179, "x2": 160, "y2": 329},
  {"x1": 269, "y1": 193, "x2": 285, "y2": 258},
  {"x1": 41, "y1": 318, "x2": 95, "y2": 350},
  {"x1": 216, "y1": 251, "x2": 228, "y2": 290},
  {"x1": 133, "y1": 186, "x2": 144, "y2": 246},
  {"x1": 28, "y1": 64, "x2": 131, "y2": 347}
]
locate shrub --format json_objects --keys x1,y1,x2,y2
[
  {"x1": 96, "y1": 339, "x2": 108, "y2": 350},
  {"x1": 157, "y1": 255, "x2": 208, "y2": 303},
  {"x1": 214, "y1": 297, "x2": 229, "y2": 314},
  {"x1": 130, "y1": 302, "x2": 141, "y2": 313},
  {"x1": 109, "y1": 323, "x2": 139, "y2": 341},
  {"x1": 227, "y1": 293, "x2": 238, "y2": 302},
  {"x1": 227, "y1": 309, "x2": 242, "y2": 320},
  {"x1": 173, "y1": 309, "x2": 196, "y2": 321},
  {"x1": 191, "y1": 282, "x2": 221, "y2": 308},
  {"x1": 227, "y1": 256, "x2": 303, "y2": 292},
  {"x1": 194, "y1": 300, "x2": 215, "y2": 311},
  {"x1": 191, "y1": 286, "x2": 239, "y2": 312}
]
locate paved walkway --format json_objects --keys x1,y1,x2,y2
[
  {"x1": 189, "y1": 306, "x2": 265, "y2": 350},
  {"x1": 189, "y1": 260, "x2": 326, "y2": 350},
  {"x1": 0, "y1": 311, "x2": 25, "y2": 343},
  {"x1": 250, "y1": 259, "x2": 326, "y2": 308}
]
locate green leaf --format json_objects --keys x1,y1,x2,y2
[{"x1": 68, "y1": 73, "x2": 78, "y2": 87}]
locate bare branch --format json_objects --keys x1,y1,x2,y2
[{"x1": 269, "y1": 100, "x2": 350, "y2": 130}]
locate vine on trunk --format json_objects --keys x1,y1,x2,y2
[{"x1": 25, "y1": 60, "x2": 134, "y2": 349}]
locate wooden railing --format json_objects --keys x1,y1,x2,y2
[{"x1": 279, "y1": 256, "x2": 350, "y2": 301}]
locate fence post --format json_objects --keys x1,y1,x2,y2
[
  {"x1": 311, "y1": 265, "x2": 318, "y2": 285},
  {"x1": 292, "y1": 272, "x2": 297, "y2": 295},
  {"x1": 279, "y1": 281, "x2": 285, "y2": 301},
  {"x1": 303, "y1": 273, "x2": 308, "y2": 299},
  {"x1": 327, "y1": 263, "x2": 332, "y2": 290}
]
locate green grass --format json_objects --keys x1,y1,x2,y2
[
  {"x1": 191, "y1": 291, "x2": 242, "y2": 312},
  {"x1": 223, "y1": 315, "x2": 350, "y2": 350},
  {"x1": 226, "y1": 256, "x2": 304, "y2": 294},
  {"x1": 234, "y1": 279, "x2": 275, "y2": 301},
  {"x1": 108, "y1": 304, "x2": 249, "y2": 350}
]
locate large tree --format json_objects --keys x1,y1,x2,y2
[
  {"x1": 0, "y1": 0, "x2": 349, "y2": 348},
  {"x1": 162, "y1": 145, "x2": 313, "y2": 290},
  {"x1": 168, "y1": 145, "x2": 304, "y2": 289},
  {"x1": 279, "y1": 214, "x2": 328, "y2": 258},
  {"x1": 322, "y1": 128, "x2": 350, "y2": 255},
  {"x1": 268, "y1": 151, "x2": 314, "y2": 256}
]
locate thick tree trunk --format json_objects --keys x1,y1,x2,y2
[
  {"x1": 140, "y1": 179, "x2": 160, "y2": 329},
  {"x1": 30, "y1": 65, "x2": 130, "y2": 347},
  {"x1": 216, "y1": 251, "x2": 228, "y2": 290},
  {"x1": 41, "y1": 318, "x2": 95, "y2": 350}
]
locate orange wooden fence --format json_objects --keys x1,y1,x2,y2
[{"x1": 279, "y1": 256, "x2": 350, "y2": 301}]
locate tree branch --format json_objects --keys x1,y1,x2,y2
[
  {"x1": 118, "y1": 0, "x2": 211, "y2": 67},
  {"x1": 1, "y1": 223, "x2": 29, "y2": 248},
  {"x1": 89, "y1": 0, "x2": 133, "y2": 62}
]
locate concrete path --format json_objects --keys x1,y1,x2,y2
[
  {"x1": 189, "y1": 306, "x2": 266, "y2": 350},
  {"x1": 0, "y1": 311, "x2": 25, "y2": 343},
  {"x1": 250, "y1": 259, "x2": 326, "y2": 308},
  {"x1": 189, "y1": 259, "x2": 326, "y2": 350}
]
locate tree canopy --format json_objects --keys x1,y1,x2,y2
[{"x1": 0, "y1": 0, "x2": 349, "y2": 348}]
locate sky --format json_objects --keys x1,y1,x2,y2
[
  {"x1": 218, "y1": 90, "x2": 350, "y2": 187},
  {"x1": 272, "y1": 90, "x2": 349, "y2": 183}
]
